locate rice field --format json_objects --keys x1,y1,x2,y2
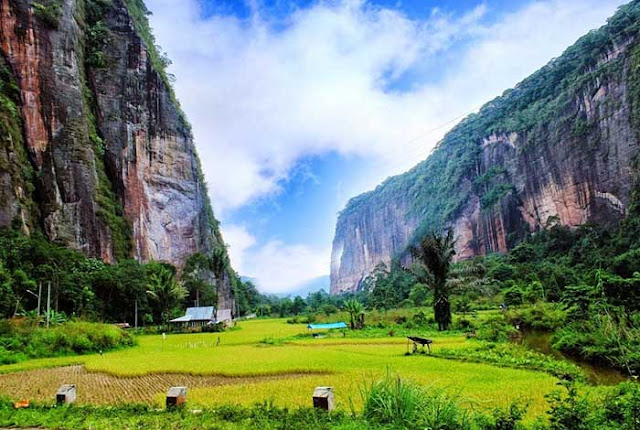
[{"x1": 0, "y1": 319, "x2": 568, "y2": 419}]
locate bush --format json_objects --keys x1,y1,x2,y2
[
  {"x1": 503, "y1": 287, "x2": 524, "y2": 307},
  {"x1": 476, "y1": 316, "x2": 518, "y2": 342},
  {"x1": 0, "y1": 321, "x2": 133, "y2": 363},
  {"x1": 31, "y1": 1, "x2": 62, "y2": 28},
  {"x1": 505, "y1": 303, "x2": 566, "y2": 331},
  {"x1": 361, "y1": 372, "x2": 473, "y2": 429},
  {"x1": 552, "y1": 315, "x2": 640, "y2": 374},
  {"x1": 489, "y1": 263, "x2": 516, "y2": 282},
  {"x1": 320, "y1": 304, "x2": 338, "y2": 316},
  {"x1": 202, "y1": 322, "x2": 225, "y2": 333},
  {"x1": 477, "y1": 401, "x2": 528, "y2": 430},
  {"x1": 412, "y1": 311, "x2": 428, "y2": 326},
  {"x1": 545, "y1": 381, "x2": 640, "y2": 430}
]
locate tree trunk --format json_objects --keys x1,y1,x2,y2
[{"x1": 434, "y1": 294, "x2": 451, "y2": 331}]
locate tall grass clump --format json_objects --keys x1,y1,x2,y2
[
  {"x1": 360, "y1": 372, "x2": 472, "y2": 429},
  {"x1": 0, "y1": 320, "x2": 134, "y2": 364}
]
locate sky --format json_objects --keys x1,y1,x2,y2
[{"x1": 144, "y1": 0, "x2": 627, "y2": 294}]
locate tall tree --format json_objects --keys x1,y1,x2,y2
[
  {"x1": 410, "y1": 230, "x2": 456, "y2": 331},
  {"x1": 146, "y1": 265, "x2": 187, "y2": 326}
]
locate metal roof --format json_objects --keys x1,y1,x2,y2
[
  {"x1": 186, "y1": 306, "x2": 215, "y2": 320},
  {"x1": 170, "y1": 306, "x2": 215, "y2": 323},
  {"x1": 307, "y1": 322, "x2": 348, "y2": 330}
]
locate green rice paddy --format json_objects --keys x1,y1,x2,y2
[{"x1": 0, "y1": 319, "x2": 589, "y2": 419}]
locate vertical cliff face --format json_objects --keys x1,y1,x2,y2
[
  {"x1": 331, "y1": 192, "x2": 420, "y2": 295},
  {"x1": 0, "y1": 0, "x2": 114, "y2": 259},
  {"x1": 331, "y1": 2, "x2": 640, "y2": 294},
  {"x1": 0, "y1": 0, "x2": 233, "y2": 303},
  {"x1": 86, "y1": 0, "x2": 219, "y2": 266}
]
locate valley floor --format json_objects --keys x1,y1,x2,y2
[{"x1": 0, "y1": 318, "x2": 582, "y2": 420}]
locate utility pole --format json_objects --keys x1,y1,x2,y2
[
  {"x1": 37, "y1": 282, "x2": 42, "y2": 317},
  {"x1": 134, "y1": 297, "x2": 138, "y2": 330},
  {"x1": 46, "y1": 281, "x2": 51, "y2": 328}
]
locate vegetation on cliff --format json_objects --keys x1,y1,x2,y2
[
  {"x1": 0, "y1": 58, "x2": 38, "y2": 232},
  {"x1": 338, "y1": 0, "x2": 640, "y2": 249},
  {"x1": 123, "y1": 0, "x2": 190, "y2": 129}
]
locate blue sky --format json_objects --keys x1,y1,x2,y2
[{"x1": 145, "y1": 0, "x2": 626, "y2": 294}]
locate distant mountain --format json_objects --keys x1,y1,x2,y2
[{"x1": 274, "y1": 276, "x2": 330, "y2": 298}]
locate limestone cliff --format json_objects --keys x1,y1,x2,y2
[
  {"x1": 0, "y1": 0, "x2": 233, "y2": 305},
  {"x1": 331, "y1": 1, "x2": 640, "y2": 294}
]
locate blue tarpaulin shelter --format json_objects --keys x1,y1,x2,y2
[{"x1": 307, "y1": 322, "x2": 348, "y2": 330}]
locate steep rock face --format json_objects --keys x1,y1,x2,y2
[
  {"x1": 331, "y1": 194, "x2": 419, "y2": 295},
  {"x1": 0, "y1": 0, "x2": 233, "y2": 305},
  {"x1": 87, "y1": 0, "x2": 218, "y2": 265},
  {"x1": 1, "y1": 0, "x2": 112, "y2": 259},
  {"x1": 331, "y1": 2, "x2": 640, "y2": 294}
]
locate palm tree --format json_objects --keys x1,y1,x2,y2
[
  {"x1": 344, "y1": 299, "x2": 365, "y2": 329},
  {"x1": 410, "y1": 230, "x2": 456, "y2": 331},
  {"x1": 447, "y1": 259, "x2": 495, "y2": 296},
  {"x1": 146, "y1": 266, "x2": 187, "y2": 326}
]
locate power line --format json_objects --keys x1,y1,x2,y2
[
  {"x1": 359, "y1": 23, "x2": 640, "y2": 176},
  {"x1": 333, "y1": 86, "x2": 639, "y2": 261}
]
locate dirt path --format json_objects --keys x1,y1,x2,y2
[{"x1": 0, "y1": 366, "x2": 311, "y2": 405}]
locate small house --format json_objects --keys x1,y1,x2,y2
[{"x1": 170, "y1": 306, "x2": 216, "y2": 327}]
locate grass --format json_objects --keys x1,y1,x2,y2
[
  {"x1": 361, "y1": 371, "x2": 475, "y2": 429},
  {"x1": 0, "y1": 321, "x2": 134, "y2": 365},
  {"x1": 0, "y1": 318, "x2": 578, "y2": 420},
  {"x1": 0, "y1": 401, "x2": 362, "y2": 430},
  {"x1": 433, "y1": 341, "x2": 585, "y2": 381}
]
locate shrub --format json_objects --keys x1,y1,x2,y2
[
  {"x1": 543, "y1": 381, "x2": 640, "y2": 429},
  {"x1": 31, "y1": 1, "x2": 62, "y2": 28},
  {"x1": 552, "y1": 315, "x2": 640, "y2": 374},
  {"x1": 476, "y1": 401, "x2": 528, "y2": 430},
  {"x1": 489, "y1": 263, "x2": 516, "y2": 282},
  {"x1": 546, "y1": 381, "x2": 592, "y2": 430},
  {"x1": 0, "y1": 321, "x2": 133, "y2": 363},
  {"x1": 476, "y1": 316, "x2": 518, "y2": 342},
  {"x1": 503, "y1": 287, "x2": 524, "y2": 307},
  {"x1": 505, "y1": 303, "x2": 567, "y2": 331},
  {"x1": 361, "y1": 372, "x2": 473, "y2": 430},
  {"x1": 202, "y1": 322, "x2": 225, "y2": 333},
  {"x1": 413, "y1": 311, "x2": 428, "y2": 326},
  {"x1": 320, "y1": 304, "x2": 338, "y2": 316}
]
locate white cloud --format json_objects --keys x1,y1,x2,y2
[
  {"x1": 146, "y1": 0, "x2": 624, "y2": 213},
  {"x1": 146, "y1": 0, "x2": 492, "y2": 212},
  {"x1": 145, "y1": 0, "x2": 625, "y2": 292},
  {"x1": 219, "y1": 224, "x2": 256, "y2": 273},
  {"x1": 221, "y1": 224, "x2": 330, "y2": 293}
]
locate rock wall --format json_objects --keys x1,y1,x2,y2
[
  {"x1": 331, "y1": 194, "x2": 419, "y2": 295},
  {"x1": 87, "y1": 0, "x2": 218, "y2": 265},
  {"x1": 0, "y1": 0, "x2": 113, "y2": 259},
  {"x1": 331, "y1": 4, "x2": 640, "y2": 294},
  {"x1": 0, "y1": 0, "x2": 233, "y2": 305}
]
